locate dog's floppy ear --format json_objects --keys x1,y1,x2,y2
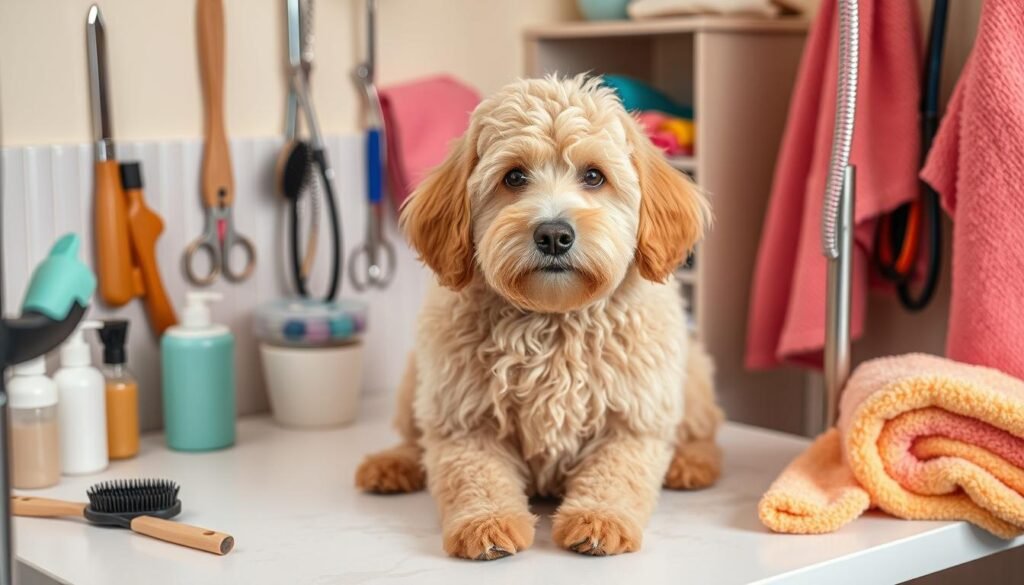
[
  {"x1": 399, "y1": 134, "x2": 476, "y2": 290},
  {"x1": 629, "y1": 121, "x2": 711, "y2": 283}
]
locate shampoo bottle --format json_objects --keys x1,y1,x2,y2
[
  {"x1": 98, "y1": 320, "x2": 139, "y2": 459},
  {"x1": 53, "y1": 320, "x2": 108, "y2": 475},
  {"x1": 162, "y1": 292, "x2": 236, "y2": 451},
  {"x1": 9, "y1": 357, "x2": 61, "y2": 489}
]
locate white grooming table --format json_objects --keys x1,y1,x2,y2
[{"x1": 13, "y1": 396, "x2": 1024, "y2": 585}]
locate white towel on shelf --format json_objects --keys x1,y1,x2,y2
[{"x1": 627, "y1": 0, "x2": 805, "y2": 19}]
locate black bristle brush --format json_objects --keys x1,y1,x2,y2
[{"x1": 11, "y1": 479, "x2": 234, "y2": 555}]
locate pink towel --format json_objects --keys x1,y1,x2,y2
[
  {"x1": 920, "y1": 0, "x2": 1024, "y2": 381},
  {"x1": 745, "y1": 0, "x2": 922, "y2": 369},
  {"x1": 379, "y1": 75, "x2": 480, "y2": 209}
]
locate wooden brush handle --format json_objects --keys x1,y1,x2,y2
[
  {"x1": 130, "y1": 516, "x2": 234, "y2": 555},
  {"x1": 95, "y1": 160, "x2": 134, "y2": 306},
  {"x1": 11, "y1": 496, "x2": 86, "y2": 518},
  {"x1": 196, "y1": 0, "x2": 234, "y2": 208}
]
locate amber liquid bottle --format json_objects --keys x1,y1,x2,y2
[{"x1": 98, "y1": 321, "x2": 139, "y2": 459}]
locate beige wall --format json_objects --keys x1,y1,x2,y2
[{"x1": 0, "y1": 0, "x2": 577, "y2": 147}]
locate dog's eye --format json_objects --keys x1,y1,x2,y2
[
  {"x1": 582, "y1": 168, "x2": 605, "y2": 188},
  {"x1": 503, "y1": 169, "x2": 528, "y2": 189}
]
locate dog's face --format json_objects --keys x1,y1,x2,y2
[{"x1": 401, "y1": 76, "x2": 709, "y2": 313}]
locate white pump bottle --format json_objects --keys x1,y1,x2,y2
[{"x1": 53, "y1": 320, "x2": 109, "y2": 474}]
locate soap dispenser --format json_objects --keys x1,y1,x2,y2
[
  {"x1": 98, "y1": 320, "x2": 139, "y2": 460},
  {"x1": 53, "y1": 320, "x2": 108, "y2": 475},
  {"x1": 161, "y1": 291, "x2": 236, "y2": 451}
]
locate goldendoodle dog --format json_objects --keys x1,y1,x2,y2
[{"x1": 356, "y1": 74, "x2": 723, "y2": 560}]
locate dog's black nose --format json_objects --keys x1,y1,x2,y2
[{"x1": 534, "y1": 221, "x2": 575, "y2": 256}]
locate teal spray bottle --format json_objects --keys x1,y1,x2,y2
[{"x1": 161, "y1": 292, "x2": 236, "y2": 451}]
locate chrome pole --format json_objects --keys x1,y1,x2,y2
[
  {"x1": 823, "y1": 167, "x2": 854, "y2": 428},
  {"x1": 0, "y1": 75, "x2": 12, "y2": 585},
  {"x1": 821, "y1": 0, "x2": 860, "y2": 431}
]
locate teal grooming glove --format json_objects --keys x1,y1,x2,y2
[{"x1": 22, "y1": 234, "x2": 97, "y2": 320}]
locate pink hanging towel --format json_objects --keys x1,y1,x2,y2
[
  {"x1": 921, "y1": 0, "x2": 1024, "y2": 380},
  {"x1": 745, "y1": 0, "x2": 922, "y2": 369},
  {"x1": 379, "y1": 75, "x2": 480, "y2": 210}
]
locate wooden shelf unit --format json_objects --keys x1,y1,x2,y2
[
  {"x1": 525, "y1": 15, "x2": 810, "y2": 39},
  {"x1": 526, "y1": 18, "x2": 810, "y2": 433}
]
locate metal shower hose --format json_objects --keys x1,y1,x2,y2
[{"x1": 822, "y1": 0, "x2": 860, "y2": 260}]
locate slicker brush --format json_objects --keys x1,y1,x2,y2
[{"x1": 12, "y1": 478, "x2": 234, "y2": 555}]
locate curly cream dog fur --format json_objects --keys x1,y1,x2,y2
[{"x1": 356, "y1": 75, "x2": 723, "y2": 560}]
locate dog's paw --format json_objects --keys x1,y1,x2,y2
[
  {"x1": 663, "y1": 439, "x2": 721, "y2": 490},
  {"x1": 443, "y1": 513, "x2": 536, "y2": 560},
  {"x1": 552, "y1": 508, "x2": 642, "y2": 556},
  {"x1": 355, "y1": 449, "x2": 426, "y2": 494}
]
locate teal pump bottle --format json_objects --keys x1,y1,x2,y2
[{"x1": 161, "y1": 292, "x2": 236, "y2": 451}]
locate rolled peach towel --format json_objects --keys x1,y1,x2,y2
[{"x1": 759, "y1": 354, "x2": 1024, "y2": 539}]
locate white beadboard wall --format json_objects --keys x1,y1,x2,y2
[{"x1": 1, "y1": 135, "x2": 430, "y2": 431}]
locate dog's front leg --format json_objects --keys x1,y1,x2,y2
[
  {"x1": 553, "y1": 433, "x2": 672, "y2": 556},
  {"x1": 424, "y1": 433, "x2": 537, "y2": 560}
]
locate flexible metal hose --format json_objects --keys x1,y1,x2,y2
[{"x1": 821, "y1": 0, "x2": 860, "y2": 259}]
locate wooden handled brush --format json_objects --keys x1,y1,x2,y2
[{"x1": 12, "y1": 479, "x2": 233, "y2": 556}]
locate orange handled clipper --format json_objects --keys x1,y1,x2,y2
[
  {"x1": 121, "y1": 163, "x2": 177, "y2": 334},
  {"x1": 88, "y1": 6, "x2": 134, "y2": 306}
]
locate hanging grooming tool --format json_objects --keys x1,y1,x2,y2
[
  {"x1": 279, "y1": 0, "x2": 320, "y2": 284},
  {"x1": 873, "y1": 0, "x2": 948, "y2": 312},
  {"x1": 349, "y1": 0, "x2": 397, "y2": 291},
  {"x1": 185, "y1": 0, "x2": 256, "y2": 286},
  {"x1": 275, "y1": 0, "x2": 343, "y2": 301},
  {"x1": 122, "y1": 163, "x2": 177, "y2": 333},
  {"x1": 11, "y1": 479, "x2": 234, "y2": 555},
  {"x1": 88, "y1": 5, "x2": 133, "y2": 306},
  {"x1": 87, "y1": 6, "x2": 178, "y2": 335}
]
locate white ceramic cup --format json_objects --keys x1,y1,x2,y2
[{"x1": 259, "y1": 342, "x2": 363, "y2": 428}]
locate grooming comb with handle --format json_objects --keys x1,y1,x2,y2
[{"x1": 12, "y1": 479, "x2": 234, "y2": 555}]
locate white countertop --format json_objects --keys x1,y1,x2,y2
[{"x1": 13, "y1": 397, "x2": 1024, "y2": 585}]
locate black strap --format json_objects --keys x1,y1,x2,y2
[{"x1": 290, "y1": 147, "x2": 342, "y2": 301}]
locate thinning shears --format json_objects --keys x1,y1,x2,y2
[{"x1": 349, "y1": 0, "x2": 396, "y2": 291}]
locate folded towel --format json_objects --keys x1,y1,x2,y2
[
  {"x1": 379, "y1": 75, "x2": 480, "y2": 209},
  {"x1": 759, "y1": 353, "x2": 1024, "y2": 538},
  {"x1": 628, "y1": 0, "x2": 784, "y2": 19}
]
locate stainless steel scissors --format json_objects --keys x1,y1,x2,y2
[
  {"x1": 349, "y1": 0, "x2": 396, "y2": 291},
  {"x1": 185, "y1": 0, "x2": 256, "y2": 285}
]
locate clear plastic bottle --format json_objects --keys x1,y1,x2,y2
[
  {"x1": 9, "y1": 357, "x2": 61, "y2": 489},
  {"x1": 98, "y1": 321, "x2": 139, "y2": 459}
]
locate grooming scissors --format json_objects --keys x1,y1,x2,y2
[
  {"x1": 185, "y1": 0, "x2": 256, "y2": 285},
  {"x1": 349, "y1": 0, "x2": 396, "y2": 291}
]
